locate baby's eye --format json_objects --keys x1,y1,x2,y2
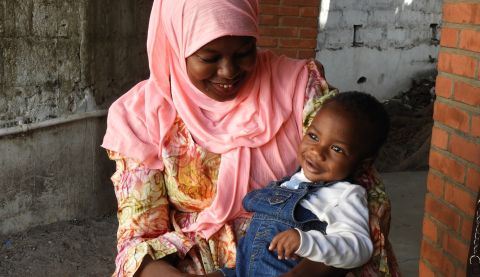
[
  {"x1": 308, "y1": 133, "x2": 318, "y2": 141},
  {"x1": 331, "y1": 145, "x2": 344, "y2": 153}
]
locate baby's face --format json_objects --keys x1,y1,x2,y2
[{"x1": 297, "y1": 102, "x2": 369, "y2": 183}]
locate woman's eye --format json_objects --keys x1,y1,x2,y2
[
  {"x1": 235, "y1": 47, "x2": 255, "y2": 58},
  {"x1": 196, "y1": 54, "x2": 219, "y2": 63},
  {"x1": 331, "y1": 145, "x2": 344, "y2": 153},
  {"x1": 308, "y1": 133, "x2": 318, "y2": 141}
]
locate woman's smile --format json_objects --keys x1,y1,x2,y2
[{"x1": 208, "y1": 77, "x2": 244, "y2": 99}]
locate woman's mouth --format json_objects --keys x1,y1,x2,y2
[{"x1": 208, "y1": 79, "x2": 242, "y2": 100}]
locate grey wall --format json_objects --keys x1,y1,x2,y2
[
  {"x1": 316, "y1": 0, "x2": 442, "y2": 99},
  {"x1": 0, "y1": 116, "x2": 114, "y2": 235},
  {"x1": 0, "y1": 0, "x2": 151, "y2": 127},
  {"x1": 0, "y1": 0, "x2": 153, "y2": 234}
]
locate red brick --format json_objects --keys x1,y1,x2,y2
[
  {"x1": 259, "y1": 0, "x2": 280, "y2": 4},
  {"x1": 459, "y1": 29, "x2": 480, "y2": 52},
  {"x1": 454, "y1": 81, "x2": 480, "y2": 107},
  {"x1": 283, "y1": 0, "x2": 320, "y2": 6},
  {"x1": 431, "y1": 126, "x2": 449, "y2": 150},
  {"x1": 457, "y1": 267, "x2": 467, "y2": 277},
  {"x1": 461, "y1": 217, "x2": 474, "y2": 241},
  {"x1": 440, "y1": 28, "x2": 459, "y2": 48},
  {"x1": 299, "y1": 28, "x2": 318, "y2": 38},
  {"x1": 258, "y1": 37, "x2": 278, "y2": 47},
  {"x1": 300, "y1": 7, "x2": 319, "y2": 17},
  {"x1": 419, "y1": 260, "x2": 435, "y2": 277},
  {"x1": 260, "y1": 5, "x2": 279, "y2": 15},
  {"x1": 272, "y1": 48, "x2": 298, "y2": 58},
  {"x1": 442, "y1": 233, "x2": 469, "y2": 263},
  {"x1": 445, "y1": 182, "x2": 476, "y2": 215},
  {"x1": 260, "y1": 5, "x2": 300, "y2": 16},
  {"x1": 423, "y1": 216, "x2": 438, "y2": 242},
  {"x1": 466, "y1": 167, "x2": 480, "y2": 192},
  {"x1": 280, "y1": 16, "x2": 318, "y2": 28},
  {"x1": 443, "y1": 3, "x2": 480, "y2": 24},
  {"x1": 425, "y1": 194, "x2": 462, "y2": 229},
  {"x1": 278, "y1": 6, "x2": 301, "y2": 16},
  {"x1": 279, "y1": 38, "x2": 317, "y2": 48},
  {"x1": 260, "y1": 14, "x2": 279, "y2": 26},
  {"x1": 433, "y1": 101, "x2": 470, "y2": 133},
  {"x1": 298, "y1": 50, "x2": 316, "y2": 59},
  {"x1": 437, "y1": 52, "x2": 477, "y2": 79},
  {"x1": 421, "y1": 240, "x2": 456, "y2": 276},
  {"x1": 429, "y1": 150, "x2": 466, "y2": 183},
  {"x1": 450, "y1": 134, "x2": 480, "y2": 165},
  {"x1": 435, "y1": 75, "x2": 453, "y2": 98},
  {"x1": 428, "y1": 171, "x2": 445, "y2": 197},
  {"x1": 473, "y1": 116, "x2": 480, "y2": 137},
  {"x1": 259, "y1": 27, "x2": 298, "y2": 37}
]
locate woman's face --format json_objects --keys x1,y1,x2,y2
[{"x1": 186, "y1": 36, "x2": 257, "y2": 102}]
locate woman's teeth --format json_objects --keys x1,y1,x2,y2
[{"x1": 219, "y1": 84, "x2": 233, "y2": 89}]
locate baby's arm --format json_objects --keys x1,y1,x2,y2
[{"x1": 295, "y1": 183, "x2": 373, "y2": 268}]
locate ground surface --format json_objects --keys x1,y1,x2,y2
[
  {"x1": 0, "y1": 217, "x2": 117, "y2": 277},
  {"x1": 0, "y1": 79, "x2": 435, "y2": 277}
]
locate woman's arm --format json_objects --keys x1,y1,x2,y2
[{"x1": 108, "y1": 150, "x2": 193, "y2": 277}]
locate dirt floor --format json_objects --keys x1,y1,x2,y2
[
  {"x1": 0, "y1": 79, "x2": 435, "y2": 277},
  {"x1": 0, "y1": 216, "x2": 117, "y2": 277}
]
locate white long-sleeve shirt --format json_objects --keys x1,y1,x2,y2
[{"x1": 280, "y1": 170, "x2": 373, "y2": 269}]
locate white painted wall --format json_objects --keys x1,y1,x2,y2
[{"x1": 316, "y1": 0, "x2": 442, "y2": 99}]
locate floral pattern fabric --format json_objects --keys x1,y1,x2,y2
[{"x1": 107, "y1": 60, "x2": 400, "y2": 277}]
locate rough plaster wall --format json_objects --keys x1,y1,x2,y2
[
  {"x1": 0, "y1": 0, "x2": 152, "y2": 234},
  {"x1": 316, "y1": 0, "x2": 442, "y2": 99},
  {"x1": 0, "y1": 117, "x2": 114, "y2": 235},
  {"x1": 0, "y1": 0, "x2": 151, "y2": 127}
]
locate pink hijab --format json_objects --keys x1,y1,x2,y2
[{"x1": 102, "y1": 0, "x2": 309, "y2": 239}]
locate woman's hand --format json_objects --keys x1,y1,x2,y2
[{"x1": 269, "y1": 229, "x2": 301, "y2": 260}]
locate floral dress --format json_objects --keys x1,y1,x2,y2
[{"x1": 107, "y1": 61, "x2": 400, "y2": 277}]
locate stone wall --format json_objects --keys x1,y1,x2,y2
[{"x1": 0, "y1": 0, "x2": 151, "y2": 127}]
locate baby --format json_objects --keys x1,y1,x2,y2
[{"x1": 220, "y1": 91, "x2": 390, "y2": 277}]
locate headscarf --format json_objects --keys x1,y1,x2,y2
[{"x1": 102, "y1": 0, "x2": 310, "y2": 239}]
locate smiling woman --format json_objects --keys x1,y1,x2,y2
[{"x1": 186, "y1": 36, "x2": 257, "y2": 102}]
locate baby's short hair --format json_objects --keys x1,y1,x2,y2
[{"x1": 323, "y1": 91, "x2": 390, "y2": 156}]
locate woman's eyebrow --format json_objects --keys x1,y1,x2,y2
[{"x1": 201, "y1": 41, "x2": 255, "y2": 53}]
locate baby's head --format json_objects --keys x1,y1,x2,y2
[{"x1": 298, "y1": 91, "x2": 390, "y2": 183}]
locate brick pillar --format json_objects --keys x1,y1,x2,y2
[
  {"x1": 258, "y1": 0, "x2": 320, "y2": 58},
  {"x1": 420, "y1": 2, "x2": 480, "y2": 276}
]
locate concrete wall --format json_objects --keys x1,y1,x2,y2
[
  {"x1": 0, "y1": 0, "x2": 152, "y2": 235},
  {"x1": 316, "y1": 0, "x2": 442, "y2": 99},
  {"x1": 0, "y1": 0, "x2": 151, "y2": 127},
  {"x1": 0, "y1": 115, "x2": 115, "y2": 235}
]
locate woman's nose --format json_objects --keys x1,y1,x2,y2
[{"x1": 217, "y1": 58, "x2": 238, "y2": 79}]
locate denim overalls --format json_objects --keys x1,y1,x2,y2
[{"x1": 221, "y1": 176, "x2": 335, "y2": 277}]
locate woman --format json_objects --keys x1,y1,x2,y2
[{"x1": 102, "y1": 0, "x2": 400, "y2": 276}]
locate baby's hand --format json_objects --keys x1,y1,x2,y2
[{"x1": 268, "y1": 229, "x2": 301, "y2": 260}]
